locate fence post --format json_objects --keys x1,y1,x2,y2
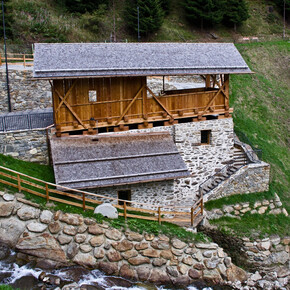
[
  {"x1": 45, "y1": 183, "x2": 49, "y2": 202},
  {"x1": 0, "y1": 53, "x2": 2, "y2": 66},
  {"x1": 17, "y1": 174, "x2": 21, "y2": 192},
  {"x1": 82, "y1": 192, "x2": 86, "y2": 211},
  {"x1": 158, "y1": 207, "x2": 161, "y2": 225},
  {"x1": 124, "y1": 201, "x2": 127, "y2": 222},
  {"x1": 23, "y1": 54, "x2": 26, "y2": 67},
  {"x1": 201, "y1": 195, "x2": 204, "y2": 215},
  {"x1": 191, "y1": 207, "x2": 194, "y2": 227}
]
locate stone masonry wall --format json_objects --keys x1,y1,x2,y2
[
  {"x1": 0, "y1": 69, "x2": 51, "y2": 112},
  {"x1": 0, "y1": 191, "x2": 248, "y2": 287},
  {"x1": 205, "y1": 162, "x2": 270, "y2": 202},
  {"x1": 0, "y1": 129, "x2": 49, "y2": 164}
]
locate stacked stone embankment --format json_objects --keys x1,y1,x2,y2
[{"x1": 0, "y1": 190, "x2": 248, "y2": 286}]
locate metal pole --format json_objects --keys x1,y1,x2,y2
[
  {"x1": 137, "y1": 6, "x2": 140, "y2": 41},
  {"x1": 283, "y1": 0, "x2": 286, "y2": 39},
  {"x1": 2, "y1": 0, "x2": 11, "y2": 112}
]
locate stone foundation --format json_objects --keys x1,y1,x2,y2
[
  {"x1": 0, "y1": 68, "x2": 51, "y2": 112},
  {"x1": 0, "y1": 128, "x2": 49, "y2": 164}
]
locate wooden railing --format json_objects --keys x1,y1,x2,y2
[
  {"x1": 0, "y1": 53, "x2": 34, "y2": 67},
  {"x1": 0, "y1": 165, "x2": 203, "y2": 226}
]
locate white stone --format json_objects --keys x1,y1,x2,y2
[
  {"x1": 29, "y1": 148, "x2": 37, "y2": 155},
  {"x1": 3, "y1": 194, "x2": 15, "y2": 201},
  {"x1": 27, "y1": 222, "x2": 47, "y2": 233},
  {"x1": 282, "y1": 208, "x2": 288, "y2": 216},
  {"x1": 40, "y1": 210, "x2": 53, "y2": 224},
  {"x1": 251, "y1": 271, "x2": 262, "y2": 281},
  {"x1": 258, "y1": 206, "x2": 267, "y2": 214},
  {"x1": 94, "y1": 203, "x2": 118, "y2": 219}
]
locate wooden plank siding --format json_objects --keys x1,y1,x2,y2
[{"x1": 52, "y1": 75, "x2": 230, "y2": 133}]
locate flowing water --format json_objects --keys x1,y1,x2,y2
[{"x1": 0, "y1": 250, "x2": 230, "y2": 290}]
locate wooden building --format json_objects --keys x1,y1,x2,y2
[
  {"x1": 33, "y1": 43, "x2": 251, "y2": 136},
  {"x1": 33, "y1": 43, "x2": 255, "y2": 205}
]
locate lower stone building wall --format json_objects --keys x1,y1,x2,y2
[
  {"x1": 0, "y1": 129, "x2": 49, "y2": 164},
  {"x1": 0, "y1": 69, "x2": 51, "y2": 112},
  {"x1": 205, "y1": 162, "x2": 270, "y2": 202}
]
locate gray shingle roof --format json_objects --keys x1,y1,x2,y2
[
  {"x1": 33, "y1": 43, "x2": 251, "y2": 78},
  {"x1": 50, "y1": 132, "x2": 190, "y2": 189}
]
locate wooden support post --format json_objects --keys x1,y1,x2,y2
[
  {"x1": 191, "y1": 207, "x2": 194, "y2": 227},
  {"x1": 45, "y1": 184, "x2": 49, "y2": 202},
  {"x1": 23, "y1": 54, "x2": 26, "y2": 67},
  {"x1": 17, "y1": 174, "x2": 21, "y2": 192},
  {"x1": 124, "y1": 201, "x2": 127, "y2": 222},
  {"x1": 82, "y1": 192, "x2": 86, "y2": 211},
  {"x1": 206, "y1": 75, "x2": 211, "y2": 88},
  {"x1": 158, "y1": 207, "x2": 161, "y2": 225},
  {"x1": 201, "y1": 197, "x2": 204, "y2": 215},
  {"x1": 0, "y1": 54, "x2": 2, "y2": 66}
]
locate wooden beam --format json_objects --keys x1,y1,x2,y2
[
  {"x1": 115, "y1": 84, "x2": 145, "y2": 126},
  {"x1": 211, "y1": 75, "x2": 228, "y2": 99},
  {"x1": 146, "y1": 86, "x2": 173, "y2": 118},
  {"x1": 54, "y1": 88, "x2": 87, "y2": 129},
  {"x1": 55, "y1": 80, "x2": 78, "y2": 114},
  {"x1": 206, "y1": 75, "x2": 211, "y2": 88}
]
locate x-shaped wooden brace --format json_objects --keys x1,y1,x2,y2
[{"x1": 53, "y1": 84, "x2": 87, "y2": 129}]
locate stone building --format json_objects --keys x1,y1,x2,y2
[{"x1": 31, "y1": 43, "x2": 270, "y2": 206}]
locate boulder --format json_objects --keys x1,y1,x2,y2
[
  {"x1": 126, "y1": 231, "x2": 143, "y2": 242},
  {"x1": 137, "y1": 266, "x2": 151, "y2": 281},
  {"x1": 0, "y1": 217, "x2": 26, "y2": 247},
  {"x1": 17, "y1": 205, "x2": 40, "y2": 220},
  {"x1": 40, "y1": 210, "x2": 53, "y2": 224},
  {"x1": 135, "y1": 242, "x2": 149, "y2": 251},
  {"x1": 74, "y1": 234, "x2": 87, "y2": 244},
  {"x1": 80, "y1": 244, "x2": 92, "y2": 253},
  {"x1": 0, "y1": 202, "x2": 14, "y2": 217},
  {"x1": 94, "y1": 248, "x2": 105, "y2": 259},
  {"x1": 98, "y1": 261, "x2": 119, "y2": 275},
  {"x1": 141, "y1": 248, "x2": 159, "y2": 258},
  {"x1": 188, "y1": 269, "x2": 201, "y2": 279},
  {"x1": 3, "y1": 194, "x2": 15, "y2": 201},
  {"x1": 63, "y1": 225, "x2": 77, "y2": 236},
  {"x1": 148, "y1": 269, "x2": 171, "y2": 285},
  {"x1": 73, "y1": 253, "x2": 97, "y2": 268},
  {"x1": 27, "y1": 222, "x2": 47, "y2": 233},
  {"x1": 106, "y1": 250, "x2": 122, "y2": 262},
  {"x1": 119, "y1": 264, "x2": 137, "y2": 281},
  {"x1": 172, "y1": 239, "x2": 187, "y2": 249},
  {"x1": 15, "y1": 233, "x2": 67, "y2": 263},
  {"x1": 94, "y1": 203, "x2": 118, "y2": 219},
  {"x1": 67, "y1": 242, "x2": 79, "y2": 259},
  {"x1": 166, "y1": 266, "x2": 179, "y2": 277},
  {"x1": 121, "y1": 249, "x2": 138, "y2": 260},
  {"x1": 152, "y1": 258, "x2": 167, "y2": 267},
  {"x1": 57, "y1": 235, "x2": 72, "y2": 245}
]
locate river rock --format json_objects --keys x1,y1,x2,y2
[
  {"x1": 188, "y1": 269, "x2": 201, "y2": 279},
  {"x1": 128, "y1": 256, "x2": 150, "y2": 266},
  {"x1": 268, "y1": 251, "x2": 289, "y2": 264},
  {"x1": 105, "y1": 228, "x2": 122, "y2": 241},
  {"x1": 135, "y1": 242, "x2": 149, "y2": 251},
  {"x1": 126, "y1": 231, "x2": 143, "y2": 242},
  {"x1": 94, "y1": 203, "x2": 118, "y2": 219},
  {"x1": 107, "y1": 250, "x2": 122, "y2": 262},
  {"x1": 172, "y1": 239, "x2": 187, "y2": 249},
  {"x1": 226, "y1": 264, "x2": 247, "y2": 282},
  {"x1": 79, "y1": 244, "x2": 92, "y2": 253},
  {"x1": 88, "y1": 224, "x2": 104, "y2": 235},
  {"x1": 141, "y1": 248, "x2": 159, "y2": 258},
  {"x1": 121, "y1": 249, "x2": 138, "y2": 260},
  {"x1": 48, "y1": 222, "x2": 61, "y2": 234},
  {"x1": 0, "y1": 202, "x2": 14, "y2": 217},
  {"x1": 160, "y1": 250, "x2": 173, "y2": 260},
  {"x1": 98, "y1": 261, "x2": 118, "y2": 275},
  {"x1": 15, "y1": 233, "x2": 67, "y2": 263},
  {"x1": 77, "y1": 223, "x2": 87, "y2": 234},
  {"x1": 94, "y1": 248, "x2": 105, "y2": 259},
  {"x1": 27, "y1": 222, "x2": 47, "y2": 233},
  {"x1": 57, "y1": 235, "x2": 72, "y2": 245},
  {"x1": 40, "y1": 210, "x2": 53, "y2": 224},
  {"x1": 119, "y1": 264, "x2": 136, "y2": 281},
  {"x1": 166, "y1": 266, "x2": 179, "y2": 277},
  {"x1": 63, "y1": 225, "x2": 77, "y2": 236},
  {"x1": 17, "y1": 205, "x2": 40, "y2": 220},
  {"x1": 137, "y1": 266, "x2": 151, "y2": 281},
  {"x1": 182, "y1": 256, "x2": 194, "y2": 266},
  {"x1": 90, "y1": 235, "x2": 104, "y2": 247},
  {"x1": 0, "y1": 217, "x2": 26, "y2": 246},
  {"x1": 152, "y1": 258, "x2": 167, "y2": 267},
  {"x1": 73, "y1": 253, "x2": 97, "y2": 268},
  {"x1": 148, "y1": 269, "x2": 171, "y2": 285},
  {"x1": 112, "y1": 240, "x2": 133, "y2": 252},
  {"x1": 74, "y1": 234, "x2": 86, "y2": 244},
  {"x1": 60, "y1": 213, "x2": 83, "y2": 226},
  {"x1": 196, "y1": 243, "x2": 218, "y2": 249},
  {"x1": 67, "y1": 242, "x2": 79, "y2": 259},
  {"x1": 203, "y1": 269, "x2": 222, "y2": 284}
]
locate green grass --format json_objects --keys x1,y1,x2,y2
[
  {"x1": 210, "y1": 213, "x2": 290, "y2": 240},
  {"x1": 205, "y1": 186, "x2": 276, "y2": 211},
  {"x1": 231, "y1": 41, "x2": 290, "y2": 212}
]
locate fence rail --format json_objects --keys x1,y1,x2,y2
[
  {"x1": 0, "y1": 53, "x2": 34, "y2": 67},
  {"x1": 0, "y1": 165, "x2": 203, "y2": 226}
]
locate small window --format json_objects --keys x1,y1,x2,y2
[
  {"x1": 201, "y1": 130, "x2": 211, "y2": 144},
  {"x1": 89, "y1": 90, "x2": 97, "y2": 102},
  {"x1": 118, "y1": 190, "x2": 131, "y2": 205}
]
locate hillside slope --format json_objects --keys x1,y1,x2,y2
[{"x1": 231, "y1": 41, "x2": 290, "y2": 211}]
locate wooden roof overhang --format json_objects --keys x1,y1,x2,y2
[{"x1": 50, "y1": 132, "x2": 190, "y2": 189}]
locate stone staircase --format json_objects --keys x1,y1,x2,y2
[{"x1": 199, "y1": 144, "x2": 249, "y2": 197}]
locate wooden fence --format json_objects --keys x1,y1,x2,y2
[
  {"x1": 0, "y1": 53, "x2": 34, "y2": 67},
  {"x1": 0, "y1": 165, "x2": 203, "y2": 226}
]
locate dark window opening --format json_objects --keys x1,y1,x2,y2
[
  {"x1": 201, "y1": 130, "x2": 211, "y2": 144},
  {"x1": 206, "y1": 115, "x2": 218, "y2": 120},
  {"x1": 118, "y1": 190, "x2": 131, "y2": 205}
]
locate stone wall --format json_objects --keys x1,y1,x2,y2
[
  {"x1": 0, "y1": 68, "x2": 51, "y2": 112},
  {"x1": 0, "y1": 191, "x2": 248, "y2": 287},
  {"x1": 0, "y1": 128, "x2": 49, "y2": 164},
  {"x1": 206, "y1": 193, "x2": 288, "y2": 220},
  {"x1": 205, "y1": 162, "x2": 270, "y2": 202}
]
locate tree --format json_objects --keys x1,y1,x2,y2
[
  {"x1": 273, "y1": 0, "x2": 290, "y2": 20},
  {"x1": 124, "y1": 0, "x2": 164, "y2": 37},
  {"x1": 222, "y1": 0, "x2": 249, "y2": 31},
  {"x1": 0, "y1": 0, "x2": 13, "y2": 40},
  {"x1": 56, "y1": 0, "x2": 108, "y2": 14},
  {"x1": 183, "y1": 0, "x2": 225, "y2": 30},
  {"x1": 159, "y1": 0, "x2": 170, "y2": 15}
]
